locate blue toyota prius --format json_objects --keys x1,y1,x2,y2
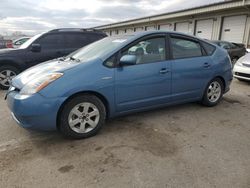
[{"x1": 6, "y1": 31, "x2": 233, "y2": 139}]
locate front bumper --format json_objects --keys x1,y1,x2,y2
[
  {"x1": 6, "y1": 91, "x2": 66, "y2": 131},
  {"x1": 233, "y1": 65, "x2": 250, "y2": 81}
]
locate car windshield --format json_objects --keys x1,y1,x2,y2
[
  {"x1": 19, "y1": 33, "x2": 44, "y2": 49},
  {"x1": 69, "y1": 36, "x2": 130, "y2": 62}
]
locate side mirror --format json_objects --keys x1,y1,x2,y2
[
  {"x1": 223, "y1": 46, "x2": 230, "y2": 50},
  {"x1": 120, "y1": 55, "x2": 137, "y2": 66},
  {"x1": 31, "y1": 43, "x2": 41, "y2": 52}
]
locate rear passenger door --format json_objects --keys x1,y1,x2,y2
[{"x1": 170, "y1": 34, "x2": 213, "y2": 101}]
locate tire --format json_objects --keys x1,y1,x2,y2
[
  {"x1": 0, "y1": 65, "x2": 20, "y2": 90},
  {"x1": 237, "y1": 78, "x2": 245, "y2": 82},
  {"x1": 201, "y1": 78, "x2": 224, "y2": 107},
  {"x1": 59, "y1": 94, "x2": 106, "y2": 139}
]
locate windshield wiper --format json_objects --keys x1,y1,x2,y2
[
  {"x1": 58, "y1": 56, "x2": 66, "y2": 61},
  {"x1": 70, "y1": 56, "x2": 80, "y2": 62}
]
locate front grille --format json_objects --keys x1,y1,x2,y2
[{"x1": 235, "y1": 72, "x2": 250, "y2": 78}]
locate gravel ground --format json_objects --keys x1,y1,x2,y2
[{"x1": 0, "y1": 79, "x2": 250, "y2": 188}]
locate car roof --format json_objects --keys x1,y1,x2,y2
[{"x1": 48, "y1": 28, "x2": 106, "y2": 35}]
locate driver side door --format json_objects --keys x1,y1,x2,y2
[
  {"x1": 115, "y1": 35, "x2": 172, "y2": 112},
  {"x1": 25, "y1": 33, "x2": 66, "y2": 67}
]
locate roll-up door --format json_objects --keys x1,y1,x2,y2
[
  {"x1": 159, "y1": 24, "x2": 173, "y2": 31},
  {"x1": 221, "y1": 15, "x2": 247, "y2": 43},
  {"x1": 195, "y1": 19, "x2": 214, "y2": 40},
  {"x1": 175, "y1": 22, "x2": 190, "y2": 34}
]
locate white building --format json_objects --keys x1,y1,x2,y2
[{"x1": 93, "y1": 0, "x2": 250, "y2": 48}]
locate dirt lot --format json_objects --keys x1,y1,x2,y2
[{"x1": 0, "y1": 80, "x2": 250, "y2": 188}]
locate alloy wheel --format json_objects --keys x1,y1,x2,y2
[
  {"x1": 68, "y1": 102, "x2": 100, "y2": 133},
  {"x1": 207, "y1": 81, "x2": 221, "y2": 103},
  {"x1": 0, "y1": 69, "x2": 17, "y2": 87}
]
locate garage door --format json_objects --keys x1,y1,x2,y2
[
  {"x1": 195, "y1": 19, "x2": 214, "y2": 40},
  {"x1": 118, "y1": 29, "x2": 126, "y2": 35},
  {"x1": 159, "y1": 24, "x2": 173, "y2": 31},
  {"x1": 146, "y1": 25, "x2": 156, "y2": 31},
  {"x1": 126, "y1": 28, "x2": 134, "y2": 34},
  {"x1": 111, "y1": 30, "x2": 116, "y2": 36},
  {"x1": 221, "y1": 15, "x2": 247, "y2": 43},
  {"x1": 135, "y1": 27, "x2": 144, "y2": 32},
  {"x1": 175, "y1": 22, "x2": 190, "y2": 34}
]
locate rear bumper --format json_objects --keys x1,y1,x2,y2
[{"x1": 6, "y1": 91, "x2": 66, "y2": 131}]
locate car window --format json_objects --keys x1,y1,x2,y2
[
  {"x1": 64, "y1": 33, "x2": 89, "y2": 48},
  {"x1": 219, "y1": 42, "x2": 231, "y2": 49},
  {"x1": 104, "y1": 54, "x2": 117, "y2": 68},
  {"x1": 201, "y1": 41, "x2": 216, "y2": 56},
  {"x1": 64, "y1": 33, "x2": 104, "y2": 49},
  {"x1": 85, "y1": 33, "x2": 104, "y2": 43},
  {"x1": 37, "y1": 34, "x2": 64, "y2": 49},
  {"x1": 121, "y1": 37, "x2": 166, "y2": 65},
  {"x1": 171, "y1": 37, "x2": 203, "y2": 59}
]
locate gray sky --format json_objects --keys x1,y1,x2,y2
[{"x1": 0, "y1": 0, "x2": 224, "y2": 35}]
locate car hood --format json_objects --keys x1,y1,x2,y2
[
  {"x1": 0, "y1": 48, "x2": 25, "y2": 56},
  {"x1": 12, "y1": 59, "x2": 80, "y2": 89},
  {"x1": 241, "y1": 53, "x2": 250, "y2": 64}
]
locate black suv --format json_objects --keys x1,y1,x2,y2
[
  {"x1": 0, "y1": 28, "x2": 107, "y2": 89},
  {"x1": 211, "y1": 40, "x2": 247, "y2": 64}
]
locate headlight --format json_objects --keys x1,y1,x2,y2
[{"x1": 20, "y1": 73, "x2": 63, "y2": 95}]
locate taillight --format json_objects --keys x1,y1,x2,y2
[{"x1": 6, "y1": 40, "x2": 13, "y2": 48}]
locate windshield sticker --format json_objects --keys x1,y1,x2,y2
[{"x1": 112, "y1": 39, "x2": 127, "y2": 43}]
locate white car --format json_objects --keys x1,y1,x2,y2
[
  {"x1": 233, "y1": 53, "x2": 250, "y2": 81},
  {"x1": 13, "y1": 37, "x2": 30, "y2": 48}
]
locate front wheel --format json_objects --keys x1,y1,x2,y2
[
  {"x1": 201, "y1": 78, "x2": 224, "y2": 107},
  {"x1": 0, "y1": 65, "x2": 20, "y2": 90},
  {"x1": 59, "y1": 95, "x2": 106, "y2": 139}
]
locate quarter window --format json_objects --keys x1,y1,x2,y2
[
  {"x1": 122, "y1": 37, "x2": 166, "y2": 65},
  {"x1": 171, "y1": 37, "x2": 203, "y2": 59}
]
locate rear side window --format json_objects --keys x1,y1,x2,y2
[
  {"x1": 64, "y1": 33, "x2": 104, "y2": 49},
  {"x1": 201, "y1": 41, "x2": 216, "y2": 56},
  {"x1": 170, "y1": 37, "x2": 202, "y2": 59}
]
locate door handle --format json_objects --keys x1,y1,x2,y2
[
  {"x1": 159, "y1": 68, "x2": 169, "y2": 74},
  {"x1": 203, "y1": 62, "x2": 211, "y2": 68}
]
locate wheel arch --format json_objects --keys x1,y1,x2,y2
[
  {"x1": 0, "y1": 59, "x2": 23, "y2": 71},
  {"x1": 214, "y1": 76, "x2": 226, "y2": 92},
  {"x1": 56, "y1": 91, "x2": 110, "y2": 130}
]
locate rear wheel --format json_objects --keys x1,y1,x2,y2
[
  {"x1": 59, "y1": 95, "x2": 106, "y2": 139},
  {"x1": 201, "y1": 78, "x2": 224, "y2": 107},
  {"x1": 0, "y1": 65, "x2": 20, "y2": 90}
]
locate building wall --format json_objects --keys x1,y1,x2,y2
[{"x1": 101, "y1": 7, "x2": 250, "y2": 47}]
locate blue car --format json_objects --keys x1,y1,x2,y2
[{"x1": 6, "y1": 31, "x2": 233, "y2": 139}]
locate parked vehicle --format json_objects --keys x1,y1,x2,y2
[
  {"x1": 13, "y1": 37, "x2": 30, "y2": 48},
  {"x1": 233, "y1": 53, "x2": 250, "y2": 81},
  {"x1": 0, "y1": 28, "x2": 107, "y2": 89},
  {"x1": 6, "y1": 31, "x2": 233, "y2": 139},
  {"x1": 0, "y1": 40, "x2": 13, "y2": 49},
  {"x1": 211, "y1": 40, "x2": 247, "y2": 64}
]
